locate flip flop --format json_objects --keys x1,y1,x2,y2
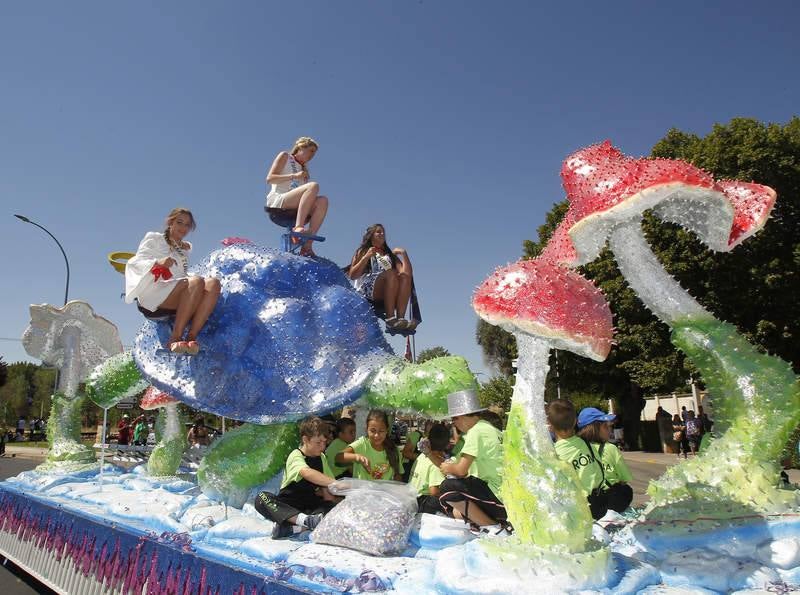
[
  {"x1": 184, "y1": 340, "x2": 200, "y2": 355},
  {"x1": 168, "y1": 341, "x2": 188, "y2": 354}
]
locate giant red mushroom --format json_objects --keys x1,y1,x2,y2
[
  {"x1": 141, "y1": 386, "x2": 187, "y2": 476},
  {"x1": 552, "y1": 141, "x2": 776, "y2": 324},
  {"x1": 472, "y1": 258, "x2": 612, "y2": 550}
]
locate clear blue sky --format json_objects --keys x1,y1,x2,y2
[{"x1": 2, "y1": 1, "x2": 798, "y2": 379}]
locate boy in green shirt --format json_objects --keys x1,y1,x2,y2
[
  {"x1": 409, "y1": 423, "x2": 448, "y2": 514},
  {"x1": 438, "y1": 390, "x2": 507, "y2": 532},
  {"x1": 326, "y1": 417, "x2": 356, "y2": 478},
  {"x1": 255, "y1": 417, "x2": 339, "y2": 539}
]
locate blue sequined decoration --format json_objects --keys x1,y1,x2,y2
[{"x1": 133, "y1": 244, "x2": 392, "y2": 423}]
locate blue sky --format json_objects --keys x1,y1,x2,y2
[{"x1": 2, "y1": 1, "x2": 798, "y2": 379}]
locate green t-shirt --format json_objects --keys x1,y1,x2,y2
[
  {"x1": 460, "y1": 420, "x2": 504, "y2": 495},
  {"x1": 326, "y1": 437, "x2": 352, "y2": 477},
  {"x1": 280, "y1": 449, "x2": 334, "y2": 490},
  {"x1": 349, "y1": 436, "x2": 400, "y2": 481},
  {"x1": 409, "y1": 453, "x2": 445, "y2": 496},
  {"x1": 596, "y1": 442, "x2": 632, "y2": 485},
  {"x1": 554, "y1": 435, "x2": 603, "y2": 496},
  {"x1": 404, "y1": 431, "x2": 421, "y2": 458}
]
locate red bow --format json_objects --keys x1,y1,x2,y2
[{"x1": 151, "y1": 264, "x2": 173, "y2": 281}]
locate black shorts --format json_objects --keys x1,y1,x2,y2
[
  {"x1": 417, "y1": 495, "x2": 444, "y2": 515},
  {"x1": 254, "y1": 491, "x2": 333, "y2": 525},
  {"x1": 438, "y1": 476, "x2": 506, "y2": 521}
]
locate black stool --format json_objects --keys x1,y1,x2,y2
[{"x1": 264, "y1": 207, "x2": 325, "y2": 253}]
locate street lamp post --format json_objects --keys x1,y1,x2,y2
[
  {"x1": 14, "y1": 215, "x2": 70, "y2": 306},
  {"x1": 14, "y1": 215, "x2": 71, "y2": 414}
]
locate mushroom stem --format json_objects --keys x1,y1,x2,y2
[
  {"x1": 501, "y1": 333, "x2": 594, "y2": 551},
  {"x1": 512, "y1": 334, "x2": 555, "y2": 451},
  {"x1": 608, "y1": 218, "x2": 712, "y2": 325},
  {"x1": 147, "y1": 402, "x2": 187, "y2": 477},
  {"x1": 59, "y1": 326, "x2": 83, "y2": 398}
]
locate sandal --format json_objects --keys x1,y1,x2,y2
[
  {"x1": 184, "y1": 340, "x2": 200, "y2": 356},
  {"x1": 299, "y1": 243, "x2": 316, "y2": 258},
  {"x1": 290, "y1": 226, "x2": 306, "y2": 245},
  {"x1": 168, "y1": 341, "x2": 188, "y2": 354},
  {"x1": 393, "y1": 319, "x2": 409, "y2": 330},
  {"x1": 385, "y1": 317, "x2": 399, "y2": 329},
  {"x1": 405, "y1": 319, "x2": 419, "y2": 331}
]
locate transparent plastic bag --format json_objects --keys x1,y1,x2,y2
[{"x1": 312, "y1": 479, "x2": 418, "y2": 556}]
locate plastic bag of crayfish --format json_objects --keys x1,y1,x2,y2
[{"x1": 312, "y1": 479, "x2": 418, "y2": 556}]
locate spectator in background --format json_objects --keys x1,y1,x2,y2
[
  {"x1": 187, "y1": 416, "x2": 210, "y2": 447},
  {"x1": 685, "y1": 410, "x2": 703, "y2": 455},
  {"x1": 672, "y1": 413, "x2": 688, "y2": 459},
  {"x1": 680, "y1": 406, "x2": 688, "y2": 423},
  {"x1": 117, "y1": 414, "x2": 131, "y2": 445},
  {"x1": 16, "y1": 416, "x2": 26, "y2": 439},
  {"x1": 698, "y1": 406, "x2": 713, "y2": 433}
]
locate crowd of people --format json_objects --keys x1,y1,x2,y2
[{"x1": 252, "y1": 390, "x2": 636, "y2": 541}]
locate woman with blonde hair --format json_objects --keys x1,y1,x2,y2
[
  {"x1": 125, "y1": 208, "x2": 221, "y2": 355},
  {"x1": 265, "y1": 136, "x2": 329, "y2": 257}
]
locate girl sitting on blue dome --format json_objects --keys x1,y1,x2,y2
[
  {"x1": 348, "y1": 223, "x2": 418, "y2": 331},
  {"x1": 265, "y1": 136, "x2": 329, "y2": 257},
  {"x1": 125, "y1": 207, "x2": 221, "y2": 355}
]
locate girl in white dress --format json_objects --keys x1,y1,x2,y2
[
  {"x1": 348, "y1": 224, "x2": 416, "y2": 331},
  {"x1": 125, "y1": 208, "x2": 221, "y2": 355},
  {"x1": 265, "y1": 136, "x2": 329, "y2": 257}
]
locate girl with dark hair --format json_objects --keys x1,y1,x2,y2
[
  {"x1": 348, "y1": 224, "x2": 416, "y2": 331},
  {"x1": 125, "y1": 208, "x2": 221, "y2": 355},
  {"x1": 336, "y1": 410, "x2": 402, "y2": 481}
]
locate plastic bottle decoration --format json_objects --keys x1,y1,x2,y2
[
  {"x1": 551, "y1": 141, "x2": 799, "y2": 515},
  {"x1": 22, "y1": 301, "x2": 123, "y2": 470},
  {"x1": 473, "y1": 258, "x2": 612, "y2": 552}
]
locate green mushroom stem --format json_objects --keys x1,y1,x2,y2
[
  {"x1": 502, "y1": 334, "x2": 594, "y2": 552},
  {"x1": 40, "y1": 326, "x2": 95, "y2": 470},
  {"x1": 148, "y1": 402, "x2": 188, "y2": 477},
  {"x1": 608, "y1": 220, "x2": 800, "y2": 514}
]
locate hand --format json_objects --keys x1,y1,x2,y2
[
  {"x1": 355, "y1": 454, "x2": 371, "y2": 472},
  {"x1": 158, "y1": 257, "x2": 176, "y2": 268},
  {"x1": 294, "y1": 171, "x2": 308, "y2": 182},
  {"x1": 392, "y1": 247, "x2": 407, "y2": 256},
  {"x1": 365, "y1": 246, "x2": 378, "y2": 259}
]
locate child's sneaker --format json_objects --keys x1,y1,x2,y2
[
  {"x1": 303, "y1": 513, "x2": 324, "y2": 531},
  {"x1": 271, "y1": 522, "x2": 294, "y2": 539}
]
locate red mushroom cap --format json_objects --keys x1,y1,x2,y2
[
  {"x1": 472, "y1": 259, "x2": 613, "y2": 361},
  {"x1": 717, "y1": 180, "x2": 777, "y2": 248},
  {"x1": 140, "y1": 386, "x2": 179, "y2": 410},
  {"x1": 538, "y1": 209, "x2": 579, "y2": 266},
  {"x1": 561, "y1": 141, "x2": 739, "y2": 264}
]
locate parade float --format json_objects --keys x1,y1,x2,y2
[{"x1": 0, "y1": 143, "x2": 797, "y2": 594}]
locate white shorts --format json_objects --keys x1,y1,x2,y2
[{"x1": 266, "y1": 192, "x2": 286, "y2": 209}]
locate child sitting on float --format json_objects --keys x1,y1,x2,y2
[
  {"x1": 265, "y1": 136, "x2": 329, "y2": 257},
  {"x1": 549, "y1": 399, "x2": 633, "y2": 519},
  {"x1": 255, "y1": 417, "x2": 339, "y2": 539},
  {"x1": 409, "y1": 423, "x2": 449, "y2": 514},
  {"x1": 576, "y1": 407, "x2": 634, "y2": 514},
  {"x1": 348, "y1": 223, "x2": 417, "y2": 331},
  {"x1": 336, "y1": 410, "x2": 402, "y2": 482},
  {"x1": 125, "y1": 207, "x2": 221, "y2": 355},
  {"x1": 437, "y1": 390, "x2": 508, "y2": 534},
  {"x1": 326, "y1": 417, "x2": 356, "y2": 479}
]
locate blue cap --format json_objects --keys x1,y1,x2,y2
[{"x1": 576, "y1": 407, "x2": 615, "y2": 429}]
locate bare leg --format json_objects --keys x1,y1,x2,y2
[
  {"x1": 449, "y1": 501, "x2": 496, "y2": 527},
  {"x1": 396, "y1": 272, "x2": 412, "y2": 319},
  {"x1": 300, "y1": 195, "x2": 329, "y2": 256},
  {"x1": 160, "y1": 277, "x2": 204, "y2": 344},
  {"x1": 271, "y1": 182, "x2": 320, "y2": 230},
  {"x1": 187, "y1": 278, "x2": 221, "y2": 340},
  {"x1": 372, "y1": 270, "x2": 398, "y2": 320}
]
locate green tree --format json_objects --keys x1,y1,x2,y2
[
  {"x1": 478, "y1": 117, "x2": 799, "y2": 446},
  {"x1": 478, "y1": 375, "x2": 514, "y2": 412},
  {"x1": 416, "y1": 346, "x2": 451, "y2": 363},
  {"x1": 475, "y1": 319, "x2": 517, "y2": 376},
  {"x1": 0, "y1": 357, "x2": 7, "y2": 388}
]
